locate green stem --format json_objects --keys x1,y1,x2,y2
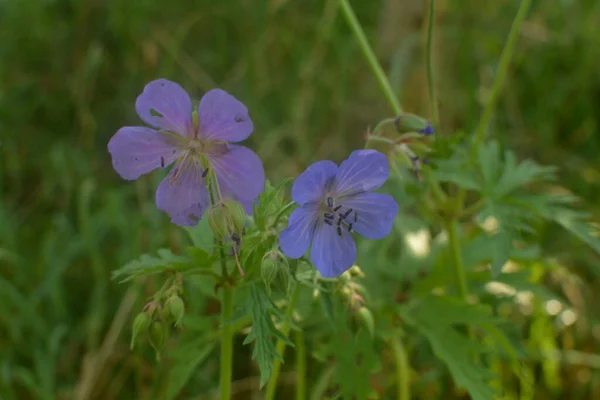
[
  {"x1": 219, "y1": 284, "x2": 234, "y2": 400},
  {"x1": 264, "y1": 285, "x2": 301, "y2": 400},
  {"x1": 473, "y1": 0, "x2": 532, "y2": 148},
  {"x1": 273, "y1": 201, "x2": 296, "y2": 227},
  {"x1": 295, "y1": 329, "x2": 307, "y2": 400},
  {"x1": 445, "y1": 219, "x2": 469, "y2": 304},
  {"x1": 426, "y1": 0, "x2": 440, "y2": 129},
  {"x1": 391, "y1": 337, "x2": 410, "y2": 400},
  {"x1": 339, "y1": 0, "x2": 402, "y2": 115}
]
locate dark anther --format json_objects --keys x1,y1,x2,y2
[
  {"x1": 324, "y1": 212, "x2": 334, "y2": 219},
  {"x1": 234, "y1": 115, "x2": 246, "y2": 123},
  {"x1": 333, "y1": 205, "x2": 342, "y2": 211},
  {"x1": 342, "y1": 208, "x2": 353, "y2": 218},
  {"x1": 354, "y1": 212, "x2": 358, "y2": 222},
  {"x1": 202, "y1": 168, "x2": 209, "y2": 178},
  {"x1": 336, "y1": 218, "x2": 342, "y2": 226},
  {"x1": 324, "y1": 219, "x2": 333, "y2": 226},
  {"x1": 160, "y1": 156, "x2": 165, "y2": 168},
  {"x1": 347, "y1": 223, "x2": 353, "y2": 232},
  {"x1": 327, "y1": 197, "x2": 333, "y2": 207},
  {"x1": 337, "y1": 226, "x2": 343, "y2": 237}
]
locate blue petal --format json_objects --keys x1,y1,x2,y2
[
  {"x1": 291, "y1": 160, "x2": 338, "y2": 205},
  {"x1": 310, "y1": 223, "x2": 356, "y2": 278},
  {"x1": 342, "y1": 193, "x2": 398, "y2": 239},
  {"x1": 279, "y1": 205, "x2": 318, "y2": 259},
  {"x1": 332, "y1": 150, "x2": 389, "y2": 196}
]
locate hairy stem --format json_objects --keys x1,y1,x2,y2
[
  {"x1": 391, "y1": 337, "x2": 410, "y2": 400},
  {"x1": 219, "y1": 283, "x2": 234, "y2": 400},
  {"x1": 426, "y1": 0, "x2": 440, "y2": 129},
  {"x1": 264, "y1": 285, "x2": 301, "y2": 400},
  {"x1": 473, "y1": 0, "x2": 532, "y2": 148},
  {"x1": 339, "y1": 0, "x2": 402, "y2": 115},
  {"x1": 295, "y1": 329, "x2": 307, "y2": 400}
]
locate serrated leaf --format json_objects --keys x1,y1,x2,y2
[
  {"x1": 552, "y1": 208, "x2": 600, "y2": 254},
  {"x1": 494, "y1": 152, "x2": 556, "y2": 198},
  {"x1": 478, "y1": 141, "x2": 501, "y2": 192},
  {"x1": 244, "y1": 284, "x2": 288, "y2": 387},
  {"x1": 112, "y1": 249, "x2": 194, "y2": 282}
]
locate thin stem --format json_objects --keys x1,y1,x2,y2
[
  {"x1": 473, "y1": 0, "x2": 532, "y2": 148},
  {"x1": 445, "y1": 219, "x2": 470, "y2": 314},
  {"x1": 339, "y1": 0, "x2": 402, "y2": 115},
  {"x1": 295, "y1": 329, "x2": 307, "y2": 400},
  {"x1": 426, "y1": 0, "x2": 440, "y2": 129},
  {"x1": 264, "y1": 285, "x2": 301, "y2": 400},
  {"x1": 391, "y1": 337, "x2": 410, "y2": 400},
  {"x1": 273, "y1": 201, "x2": 296, "y2": 227},
  {"x1": 219, "y1": 284, "x2": 234, "y2": 400}
]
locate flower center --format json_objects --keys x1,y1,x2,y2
[
  {"x1": 321, "y1": 195, "x2": 358, "y2": 237},
  {"x1": 189, "y1": 138, "x2": 205, "y2": 154}
]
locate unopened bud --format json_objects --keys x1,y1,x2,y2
[
  {"x1": 394, "y1": 113, "x2": 434, "y2": 135},
  {"x1": 261, "y1": 251, "x2": 279, "y2": 288},
  {"x1": 207, "y1": 200, "x2": 247, "y2": 240},
  {"x1": 148, "y1": 321, "x2": 167, "y2": 360},
  {"x1": 130, "y1": 312, "x2": 151, "y2": 350},
  {"x1": 356, "y1": 307, "x2": 375, "y2": 337},
  {"x1": 164, "y1": 295, "x2": 185, "y2": 328}
]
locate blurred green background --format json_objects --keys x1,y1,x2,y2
[{"x1": 2, "y1": 0, "x2": 600, "y2": 398}]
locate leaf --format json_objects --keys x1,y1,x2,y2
[
  {"x1": 111, "y1": 249, "x2": 194, "y2": 282},
  {"x1": 490, "y1": 228, "x2": 512, "y2": 277},
  {"x1": 433, "y1": 149, "x2": 481, "y2": 191},
  {"x1": 494, "y1": 152, "x2": 556, "y2": 198},
  {"x1": 184, "y1": 217, "x2": 214, "y2": 254},
  {"x1": 243, "y1": 284, "x2": 290, "y2": 387},
  {"x1": 406, "y1": 295, "x2": 500, "y2": 326},
  {"x1": 163, "y1": 340, "x2": 215, "y2": 400},
  {"x1": 478, "y1": 140, "x2": 501, "y2": 192},
  {"x1": 253, "y1": 179, "x2": 292, "y2": 230}
]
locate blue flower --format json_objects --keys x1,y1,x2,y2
[{"x1": 279, "y1": 150, "x2": 399, "y2": 277}]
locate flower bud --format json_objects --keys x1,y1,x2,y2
[
  {"x1": 207, "y1": 200, "x2": 247, "y2": 241},
  {"x1": 164, "y1": 295, "x2": 185, "y2": 328},
  {"x1": 148, "y1": 321, "x2": 167, "y2": 360},
  {"x1": 261, "y1": 251, "x2": 279, "y2": 288},
  {"x1": 394, "y1": 113, "x2": 434, "y2": 135},
  {"x1": 356, "y1": 307, "x2": 375, "y2": 338},
  {"x1": 130, "y1": 312, "x2": 151, "y2": 350}
]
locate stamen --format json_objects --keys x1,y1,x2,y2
[
  {"x1": 160, "y1": 156, "x2": 165, "y2": 168},
  {"x1": 342, "y1": 208, "x2": 353, "y2": 219},
  {"x1": 333, "y1": 205, "x2": 342, "y2": 212},
  {"x1": 337, "y1": 226, "x2": 343, "y2": 237},
  {"x1": 354, "y1": 212, "x2": 358, "y2": 222},
  {"x1": 327, "y1": 197, "x2": 333, "y2": 207},
  {"x1": 324, "y1": 212, "x2": 334, "y2": 220},
  {"x1": 336, "y1": 218, "x2": 342, "y2": 226},
  {"x1": 324, "y1": 219, "x2": 333, "y2": 226},
  {"x1": 347, "y1": 223, "x2": 353, "y2": 232},
  {"x1": 202, "y1": 168, "x2": 209, "y2": 178}
]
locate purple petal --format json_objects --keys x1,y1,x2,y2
[
  {"x1": 279, "y1": 205, "x2": 318, "y2": 259},
  {"x1": 198, "y1": 89, "x2": 253, "y2": 142},
  {"x1": 155, "y1": 157, "x2": 210, "y2": 226},
  {"x1": 332, "y1": 150, "x2": 389, "y2": 196},
  {"x1": 342, "y1": 193, "x2": 398, "y2": 239},
  {"x1": 108, "y1": 126, "x2": 185, "y2": 180},
  {"x1": 291, "y1": 161, "x2": 338, "y2": 206},
  {"x1": 135, "y1": 79, "x2": 193, "y2": 136},
  {"x1": 208, "y1": 144, "x2": 265, "y2": 204},
  {"x1": 310, "y1": 223, "x2": 357, "y2": 278}
]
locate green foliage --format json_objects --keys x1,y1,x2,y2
[{"x1": 112, "y1": 249, "x2": 197, "y2": 282}]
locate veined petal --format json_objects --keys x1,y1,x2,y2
[
  {"x1": 279, "y1": 205, "x2": 319, "y2": 259},
  {"x1": 155, "y1": 156, "x2": 210, "y2": 226},
  {"x1": 291, "y1": 160, "x2": 338, "y2": 206},
  {"x1": 310, "y1": 223, "x2": 356, "y2": 278},
  {"x1": 198, "y1": 89, "x2": 253, "y2": 142},
  {"x1": 135, "y1": 79, "x2": 193, "y2": 136},
  {"x1": 332, "y1": 150, "x2": 389, "y2": 196},
  {"x1": 208, "y1": 144, "x2": 265, "y2": 205},
  {"x1": 342, "y1": 193, "x2": 398, "y2": 239},
  {"x1": 108, "y1": 126, "x2": 184, "y2": 180}
]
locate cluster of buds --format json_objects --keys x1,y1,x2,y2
[
  {"x1": 207, "y1": 200, "x2": 247, "y2": 276},
  {"x1": 130, "y1": 275, "x2": 185, "y2": 360},
  {"x1": 338, "y1": 266, "x2": 375, "y2": 337}
]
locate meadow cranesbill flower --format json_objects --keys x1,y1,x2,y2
[
  {"x1": 108, "y1": 79, "x2": 265, "y2": 226},
  {"x1": 279, "y1": 150, "x2": 398, "y2": 277}
]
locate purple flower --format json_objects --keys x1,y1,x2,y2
[
  {"x1": 108, "y1": 79, "x2": 265, "y2": 226},
  {"x1": 279, "y1": 150, "x2": 398, "y2": 277}
]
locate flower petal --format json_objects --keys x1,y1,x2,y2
[
  {"x1": 342, "y1": 193, "x2": 398, "y2": 239},
  {"x1": 135, "y1": 79, "x2": 193, "y2": 136},
  {"x1": 198, "y1": 89, "x2": 253, "y2": 142},
  {"x1": 310, "y1": 223, "x2": 357, "y2": 278},
  {"x1": 291, "y1": 160, "x2": 338, "y2": 206},
  {"x1": 279, "y1": 205, "x2": 319, "y2": 259},
  {"x1": 332, "y1": 150, "x2": 390, "y2": 196},
  {"x1": 208, "y1": 144, "x2": 265, "y2": 204},
  {"x1": 108, "y1": 126, "x2": 185, "y2": 180},
  {"x1": 155, "y1": 157, "x2": 210, "y2": 226}
]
